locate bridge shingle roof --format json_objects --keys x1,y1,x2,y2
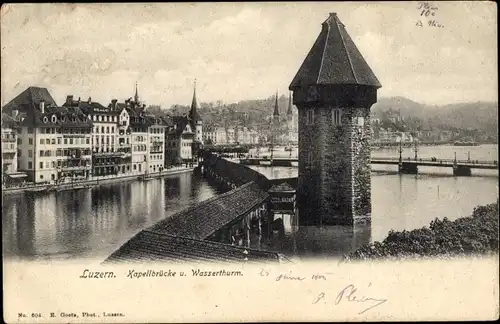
[
  {"x1": 147, "y1": 181, "x2": 268, "y2": 240},
  {"x1": 104, "y1": 232, "x2": 288, "y2": 264}
]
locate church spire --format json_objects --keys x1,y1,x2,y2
[
  {"x1": 287, "y1": 91, "x2": 293, "y2": 116},
  {"x1": 273, "y1": 91, "x2": 280, "y2": 117},
  {"x1": 134, "y1": 82, "x2": 139, "y2": 104},
  {"x1": 189, "y1": 79, "x2": 198, "y2": 123}
]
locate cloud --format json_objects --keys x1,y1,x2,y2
[{"x1": 1, "y1": 3, "x2": 497, "y2": 108}]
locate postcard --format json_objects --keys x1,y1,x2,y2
[{"x1": 2, "y1": 2, "x2": 498, "y2": 322}]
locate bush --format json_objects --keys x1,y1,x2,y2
[{"x1": 343, "y1": 200, "x2": 499, "y2": 261}]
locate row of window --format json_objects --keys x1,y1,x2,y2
[
  {"x1": 150, "y1": 145, "x2": 163, "y2": 153},
  {"x1": 149, "y1": 154, "x2": 163, "y2": 161},
  {"x1": 34, "y1": 160, "x2": 90, "y2": 170},
  {"x1": 305, "y1": 109, "x2": 366, "y2": 127},
  {"x1": 37, "y1": 128, "x2": 91, "y2": 134},
  {"x1": 133, "y1": 145, "x2": 147, "y2": 152},
  {"x1": 92, "y1": 115, "x2": 119, "y2": 123},
  {"x1": 94, "y1": 125, "x2": 115, "y2": 134},
  {"x1": 2, "y1": 134, "x2": 16, "y2": 140},
  {"x1": 149, "y1": 128, "x2": 165, "y2": 134},
  {"x1": 150, "y1": 136, "x2": 163, "y2": 142},
  {"x1": 40, "y1": 137, "x2": 91, "y2": 145},
  {"x1": 94, "y1": 137, "x2": 116, "y2": 145},
  {"x1": 134, "y1": 136, "x2": 146, "y2": 142},
  {"x1": 38, "y1": 149, "x2": 92, "y2": 157},
  {"x1": 132, "y1": 127, "x2": 148, "y2": 133}
]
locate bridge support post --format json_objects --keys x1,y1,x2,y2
[
  {"x1": 453, "y1": 165, "x2": 472, "y2": 176},
  {"x1": 398, "y1": 162, "x2": 418, "y2": 175}
]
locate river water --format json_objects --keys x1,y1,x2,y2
[{"x1": 2, "y1": 145, "x2": 498, "y2": 262}]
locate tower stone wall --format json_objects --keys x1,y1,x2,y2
[{"x1": 296, "y1": 95, "x2": 373, "y2": 225}]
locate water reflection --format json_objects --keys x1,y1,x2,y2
[
  {"x1": 2, "y1": 172, "x2": 221, "y2": 261},
  {"x1": 247, "y1": 210, "x2": 372, "y2": 260}
]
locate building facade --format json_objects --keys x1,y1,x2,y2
[
  {"x1": 147, "y1": 114, "x2": 168, "y2": 173},
  {"x1": 65, "y1": 96, "x2": 122, "y2": 177},
  {"x1": 2, "y1": 114, "x2": 18, "y2": 174},
  {"x1": 166, "y1": 116, "x2": 194, "y2": 164}
]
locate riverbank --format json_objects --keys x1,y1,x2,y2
[
  {"x1": 2, "y1": 166, "x2": 196, "y2": 196},
  {"x1": 342, "y1": 201, "x2": 499, "y2": 262}
]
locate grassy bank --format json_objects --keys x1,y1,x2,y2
[{"x1": 343, "y1": 201, "x2": 499, "y2": 261}]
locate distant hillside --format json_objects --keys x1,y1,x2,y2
[
  {"x1": 371, "y1": 96, "x2": 497, "y2": 133},
  {"x1": 151, "y1": 95, "x2": 497, "y2": 136},
  {"x1": 434, "y1": 102, "x2": 498, "y2": 133},
  {"x1": 371, "y1": 96, "x2": 429, "y2": 119}
]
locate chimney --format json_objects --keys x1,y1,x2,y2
[
  {"x1": 39, "y1": 100, "x2": 45, "y2": 113},
  {"x1": 88, "y1": 97, "x2": 92, "y2": 104},
  {"x1": 66, "y1": 95, "x2": 74, "y2": 105},
  {"x1": 111, "y1": 99, "x2": 117, "y2": 110}
]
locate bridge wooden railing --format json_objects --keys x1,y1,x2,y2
[{"x1": 371, "y1": 157, "x2": 498, "y2": 165}]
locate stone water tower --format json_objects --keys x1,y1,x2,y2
[{"x1": 289, "y1": 13, "x2": 381, "y2": 225}]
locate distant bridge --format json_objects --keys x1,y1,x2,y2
[{"x1": 239, "y1": 157, "x2": 498, "y2": 176}]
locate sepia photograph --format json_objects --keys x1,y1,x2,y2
[{"x1": 2, "y1": 2, "x2": 498, "y2": 322}]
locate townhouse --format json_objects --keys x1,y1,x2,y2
[{"x1": 2, "y1": 87, "x2": 93, "y2": 183}]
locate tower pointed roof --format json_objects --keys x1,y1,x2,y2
[
  {"x1": 287, "y1": 91, "x2": 293, "y2": 115},
  {"x1": 289, "y1": 13, "x2": 381, "y2": 89},
  {"x1": 134, "y1": 82, "x2": 139, "y2": 103},
  {"x1": 189, "y1": 79, "x2": 201, "y2": 123},
  {"x1": 273, "y1": 91, "x2": 280, "y2": 116}
]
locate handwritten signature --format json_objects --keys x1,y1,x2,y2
[{"x1": 312, "y1": 284, "x2": 387, "y2": 314}]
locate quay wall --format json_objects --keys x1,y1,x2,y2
[{"x1": 2, "y1": 167, "x2": 194, "y2": 196}]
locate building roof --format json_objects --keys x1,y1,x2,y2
[
  {"x1": 148, "y1": 182, "x2": 269, "y2": 240},
  {"x1": 2, "y1": 86, "x2": 57, "y2": 114},
  {"x1": 289, "y1": 13, "x2": 381, "y2": 89},
  {"x1": 169, "y1": 115, "x2": 194, "y2": 137},
  {"x1": 160, "y1": 116, "x2": 174, "y2": 127},
  {"x1": 18, "y1": 105, "x2": 93, "y2": 128},
  {"x1": 104, "y1": 232, "x2": 289, "y2": 264},
  {"x1": 1, "y1": 113, "x2": 19, "y2": 128},
  {"x1": 64, "y1": 98, "x2": 121, "y2": 116}
]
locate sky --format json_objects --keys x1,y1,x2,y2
[{"x1": 1, "y1": 2, "x2": 497, "y2": 108}]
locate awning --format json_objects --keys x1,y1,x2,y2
[{"x1": 6, "y1": 173, "x2": 28, "y2": 179}]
